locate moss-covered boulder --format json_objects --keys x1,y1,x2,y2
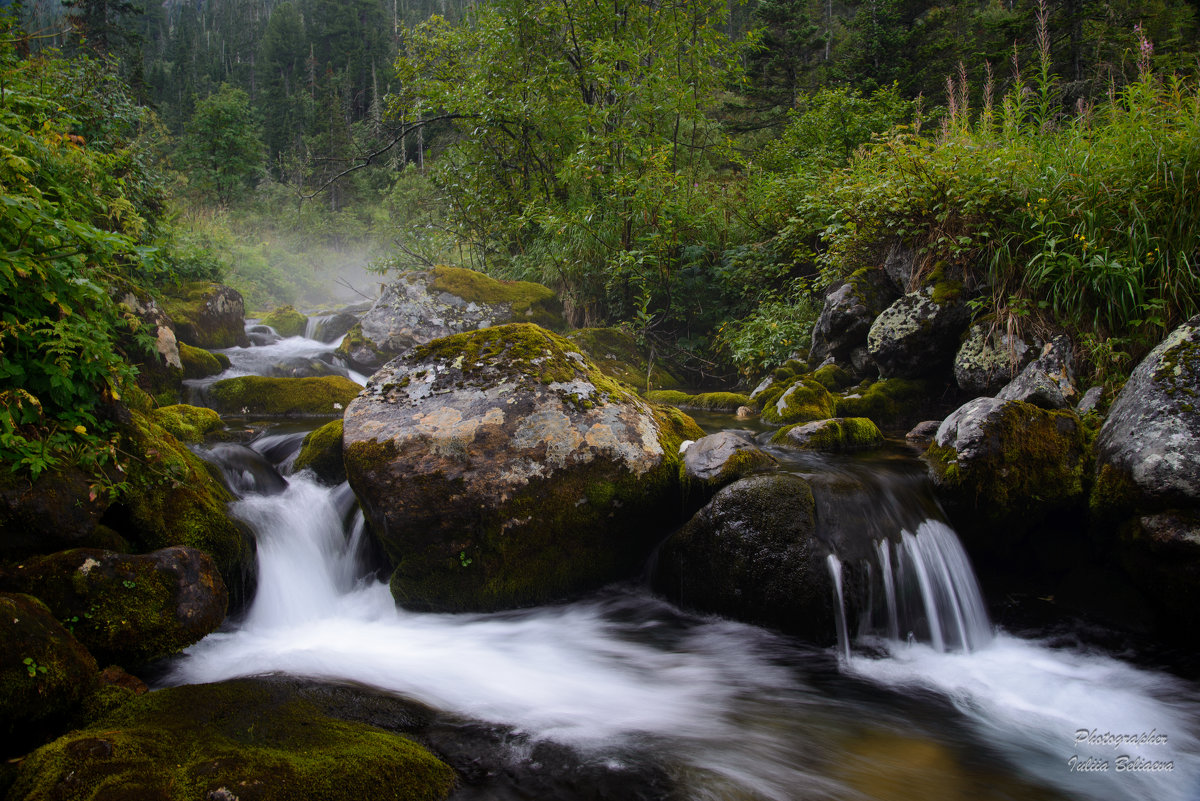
[
  {"x1": 293, "y1": 420, "x2": 345, "y2": 484},
  {"x1": 0, "y1": 468, "x2": 114, "y2": 562},
  {"x1": 652, "y1": 474, "x2": 835, "y2": 643},
  {"x1": 0, "y1": 547, "x2": 226, "y2": 668},
  {"x1": 867, "y1": 287, "x2": 970, "y2": 380},
  {"x1": 644, "y1": 390, "x2": 753, "y2": 412},
  {"x1": 681, "y1": 432, "x2": 778, "y2": 511},
  {"x1": 150, "y1": 404, "x2": 224, "y2": 444},
  {"x1": 6, "y1": 678, "x2": 456, "y2": 801},
  {"x1": 351, "y1": 266, "x2": 565, "y2": 373},
  {"x1": 926, "y1": 397, "x2": 1088, "y2": 553},
  {"x1": 343, "y1": 323, "x2": 703, "y2": 612},
  {"x1": 206, "y1": 375, "x2": 361, "y2": 418},
  {"x1": 160, "y1": 282, "x2": 250, "y2": 349},
  {"x1": 0, "y1": 593, "x2": 99, "y2": 758},
  {"x1": 773, "y1": 417, "x2": 884, "y2": 451},
  {"x1": 953, "y1": 323, "x2": 1035, "y2": 396},
  {"x1": 104, "y1": 411, "x2": 254, "y2": 604},
  {"x1": 833, "y1": 378, "x2": 931, "y2": 430},
  {"x1": 568, "y1": 327, "x2": 684, "y2": 391},
  {"x1": 760, "y1": 377, "x2": 837, "y2": 425},
  {"x1": 178, "y1": 342, "x2": 229, "y2": 380},
  {"x1": 810, "y1": 364, "x2": 856, "y2": 391},
  {"x1": 261, "y1": 304, "x2": 308, "y2": 338},
  {"x1": 335, "y1": 322, "x2": 390, "y2": 374}
]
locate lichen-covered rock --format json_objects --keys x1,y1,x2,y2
[
  {"x1": 644, "y1": 390, "x2": 752, "y2": 413},
  {"x1": 0, "y1": 469, "x2": 113, "y2": 561},
  {"x1": 833, "y1": 378, "x2": 931, "y2": 430},
  {"x1": 681, "y1": 432, "x2": 778, "y2": 510},
  {"x1": 0, "y1": 593, "x2": 99, "y2": 757},
  {"x1": 355, "y1": 266, "x2": 564, "y2": 365},
  {"x1": 335, "y1": 322, "x2": 390, "y2": 374},
  {"x1": 953, "y1": 323, "x2": 1035, "y2": 396},
  {"x1": 1092, "y1": 314, "x2": 1200, "y2": 519},
  {"x1": 294, "y1": 420, "x2": 345, "y2": 485},
  {"x1": 809, "y1": 269, "x2": 899, "y2": 368},
  {"x1": 652, "y1": 474, "x2": 834, "y2": 643},
  {"x1": 760, "y1": 377, "x2": 836, "y2": 425},
  {"x1": 867, "y1": 288, "x2": 970, "y2": 379},
  {"x1": 568, "y1": 327, "x2": 684, "y2": 391},
  {"x1": 178, "y1": 342, "x2": 229, "y2": 380},
  {"x1": 150, "y1": 404, "x2": 224, "y2": 444},
  {"x1": 343, "y1": 323, "x2": 702, "y2": 612},
  {"x1": 0, "y1": 547, "x2": 227, "y2": 668},
  {"x1": 996, "y1": 335, "x2": 1077, "y2": 409},
  {"x1": 6, "y1": 678, "x2": 456, "y2": 801},
  {"x1": 119, "y1": 289, "x2": 185, "y2": 405},
  {"x1": 161, "y1": 282, "x2": 250, "y2": 349},
  {"x1": 107, "y1": 411, "x2": 254, "y2": 605},
  {"x1": 206, "y1": 375, "x2": 361, "y2": 418},
  {"x1": 773, "y1": 417, "x2": 884, "y2": 451},
  {"x1": 261, "y1": 305, "x2": 308, "y2": 338},
  {"x1": 926, "y1": 397, "x2": 1087, "y2": 551}
]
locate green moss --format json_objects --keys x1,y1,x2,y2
[
  {"x1": 1089, "y1": 461, "x2": 1141, "y2": 522},
  {"x1": 645, "y1": 390, "x2": 753, "y2": 412},
  {"x1": 568, "y1": 327, "x2": 684, "y2": 391},
  {"x1": 760, "y1": 377, "x2": 836, "y2": 424},
  {"x1": 926, "y1": 262, "x2": 965, "y2": 305},
  {"x1": 178, "y1": 343, "x2": 226, "y2": 380},
  {"x1": 150, "y1": 404, "x2": 223, "y2": 444},
  {"x1": 773, "y1": 417, "x2": 884, "y2": 451},
  {"x1": 8, "y1": 679, "x2": 456, "y2": 801},
  {"x1": 159, "y1": 282, "x2": 245, "y2": 349},
  {"x1": 294, "y1": 420, "x2": 346, "y2": 484},
  {"x1": 261, "y1": 305, "x2": 308, "y2": 338},
  {"x1": 207, "y1": 375, "x2": 361, "y2": 418},
  {"x1": 834, "y1": 378, "x2": 930, "y2": 427},
  {"x1": 644, "y1": 390, "x2": 692, "y2": 406},
  {"x1": 428, "y1": 265, "x2": 564, "y2": 331},
  {"x1": 811, "y1": 364, "x2": 855, "y2": 391}
]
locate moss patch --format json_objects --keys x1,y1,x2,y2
[
  {"x1": 428, "y1": 265, "x2": 564, "y2": 331},
  {"x1": 150, "y1": 405, "x2": 223, "y2": 444},
  {"x1": 207, "y1": 376, "x2": 361, "y2": 418},
  {"x1": 294, "y1": 420, "x2": 346, "y2": 485},
  {"x1": 8, "y1": 679, "x2": 456, "y2": 801},
  {"x1": 160, "y1": 282, "x2": 246, "y2": 349},
  {"x1": 773, "y1": 417, "x2": 884, "y2": 451},
  {"x1": 760, "y1": 377, "x2": 836, "y2": 424},
  {"x1": 178, "y1": 343, "x2": 227, "y2": 380},
  {"x1": 834, "y1": 378, "x2": 930, "y2": 428},
  {"x1": 261, "y1": 305, "x2": 309, "y2": 338},
  {"x1": 811, "y1": 364, "x2": 856, "y2": 391},
  {"x1": 644, "y1": 390, "x2": 752, "y2": 413}
]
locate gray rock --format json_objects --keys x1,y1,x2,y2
[
  {"x1": 881, "y1": 241, "x2": 919, "y2": 292},
  {"x1": 996, "y1": 335, "x2": 1077, "y2": 409},
  {"x1": 867, "y1": 288, "x2": 970, "y2": 379},
  {"x1": 906, "y1": 420, "x2": 942, "y2": 447},
  {"x1": 953, "y1": 323, "x2": 1035, "y2": 396},
  {"x1": 682, "y1": 432, "x2": 777, "y2": 511},
  {"x1": 809, "y1": 269, "x2": 899, "y2": 368},
  {"x1": 1077, "y1": 385, "x2": 1104, "y2": 415}
]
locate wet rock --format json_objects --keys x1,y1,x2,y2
[
  {"x1": 1116, "y1": 510, "x2": 1200, "y2": 635},
  {"x1": 161, "y1": 282, "x2": 250, "y2": 349},
  {"x1": 866, "y1": 288, "x2": 970, "y2": 380},
  {"x1": 809, "y1": 269, "x2": 899, "y2": 369},
  {"x1": 905, "y1": 420, "x2": 941, "y2": 448},
  {"x1": 926, "y1": 397, "x2": 1087, "y2": 552},
  {"x1": 247, "y1": 324, "x2": 282, "y2": 347},
  {"x1": 0, "y1": 468, "x2": 113, "y2": 560},
  {"x1": 260, "y1": 305, "x2": 307, "y2": 338},
  {"x1": 180, "y1": 342, "x2": 230, "y2": 380},
  {"x1": 0, "y1": 546, "x2": 227, "y2": 668},
  {"x1": 760, "y1": 377, "x2": 836, "y2": 425},
  {"x1": 150, "y1": 404, "x2": 224, "y2": 444},
  {"x1": 6, "y1": 678, "x2": 456, "y2": 801},
  {"x1": 996, "y1": 335, "x2": 1077, "y2": 409},
  {"x1": 343, "y1": 323, "x2": 701, "y2": 612},
  {"x1": 0, "y1": 593, "x2": 99, "y2": 757},
  {"x1": 294, "y1": 420, "x2": 346, "y2": 485},
  {"x1": 682, "y1": 432, "x2": 778, "y2": 511},
  {"x1": 773, "y1": 417, "x2": 884, "y2": 452},
  {"x1": 953, "y1": 323, "x2": 1035, "y2": 396},
  {"x1": 266, "y1": 356, "x2": 346, "y2": 379},
  {"x1": 1092, "y1": 314, "x2": 1200, "y2": 518},
  {"x1": 652, "y1": 474, "x2": 835, "y2": 643},
  {"x1": 309, "y1": 311, "x2": 359, "y2": 344},
  {"x1": 206, "y1": 375, "x2": 361, "y2": 418}
]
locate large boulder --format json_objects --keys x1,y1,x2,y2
[
  {"x1": 809, "y1": 268, "x2": 898, "y2": 369},
  {"x1": 759, "y1": 377, "x2": 837, "y2": 425},
  {"x1": 652, "y1": 474, "x2": 835, "y2": 643},
  {"x1": 1092, "y1": 314, "x2": 1200, "y2": 518},
  {"x1": 343, "y1": 323, "x2": 702, "y2": 612},
  {"x1": 6, "y1": 678, "x2": 456, "y2": 801},
  {"x1": 867, "y1": 288, "x2": 970, "y2": 379},
  {"x1": 260, "y1": 305, "x2": 308, "y2": 338},
  {"x1": 0, "y1": 468, "x2": 114, "y2": 561},
  {"x1": 926, "y1": 397, "x2": 1088, "y2": 553},
  {"x1": 0, "y1": 547, "x2": 227, "y2": 668},
  {"x1": 0, "y1": 593, "x2": 99, "y2": 757},
  {"x1": 206, "y1": 375, "x2": 361, "y2": 418},
  {"x1": 293, "y1": 420, "x2": 346, "y2": 485},
  {"x1": 349, "y1": 266, "x2": 564, "y2": 371},
  {"x1": 160, "y1": 282, "x2": 250, "y2": 349},
  {"x1": 953, "y1": 323, "x2": 1035, "y2": 396}
]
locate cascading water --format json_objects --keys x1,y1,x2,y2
[{"x1": 168, "y1": 322, "x2": 1200, "y2": 801}]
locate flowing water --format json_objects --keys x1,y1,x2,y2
[{"x1": 166, "y1": 322, "x2": 1200, "y2": 801}]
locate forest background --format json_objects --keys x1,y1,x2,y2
[{"x1": 3, "y1": 0, "x2": 1200, "y2": 478}]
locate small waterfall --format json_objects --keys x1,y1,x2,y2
[{"x1": 826, "y1": 554, "x2": 851, "y2": 663}]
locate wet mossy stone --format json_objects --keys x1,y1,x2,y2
[
  {"x1": 652, "y1": 474, "x2": 835, "y2": 643},
  {"x1": 1092, "y1": 314, "x2": 1200, "y2": 521},
  {"x1": 160, "y1": 282, "x2": 250, "y2": 349},
  {"x1": 356, "y1": 266, "x2": 564, "y2": 365},
  {"x1": 207, "y1": 375, "x2": 361, "y2": 418},
  {"x1": 867, "y1": 287, "x2": 970, "y2": 380},
  {"x1": 809, "y1": 269, "x2": 899, "y2": 368},
  {"x1": 568, "y1": 327, "x2": 684, "y2": 391},
  {"x1": 178, "y1": 342, "x2": 228, "y2": 380},
  {"x1": 926, "y1": 397, "x2": 1088, "y2": 554},
  {"x1": 774, "y1": 417, "x2": 884, "y2": 452},
  {"x1": 0, "y1": 593, "x2": 99, "y2": 758},
  {"x1": 682, "y1": 432, "x2": 779, "y2": 512},
  {"x1": 260, "y1": 304, "x2": 308, "y2": 338},
  {"x1": 644, "y1": 390, "x2": 752, "y2": 412},
  {"x1": 150, "y1": 404, "x2": 224, "y2": 444},
  {"x1": 343, "y1": 323, "x2": 703, "y2": 612},
  {"x1": 810, "y1": 364, "x2": 856, "y2": 391},
  {"x1": 0, "y1": 547, "x2": 227, "y2": 668},
  {"x1": 0, "y1": 468, "x2": 112, "y2": 562},
  {"x1": 760, "y1": 376, "x2": 836, "y2": 425},
  {"x1": 834, "y1": 378, "x2": 931, "y2": 430},
  {"x1": 7, "y1": 678, "x2": 457, "y2": 801},
  {"x1": 105, "y1": 411, "x2": 254, "y2": 605},
  {"x1": 294, "y1": 420, "x2": 346, "y2": 485},
  {"x1": 336, "y1": 322, "x2": 390, "y2": 374}
]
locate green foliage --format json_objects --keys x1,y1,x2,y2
[
  {"x1": 178, "y1": 84, "x2": 265, "y2": 205},
  {"x1": 714, "y1": 291, "x2": 820, "y2": 378}
]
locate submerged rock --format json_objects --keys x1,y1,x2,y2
[
  {"x1": 0, "y1": 546, "x2": 227, "y2": 668},
  {"x1": 161, "y1": 282, "x2": 250, "y2": 349},
  {"x1": 774, "y1": 417, "x2": 884, "y2": 452},
  {"x1": 653, "y1": 474, "x2": 835, "y2": 643},
  {"x1": 206, "y1": 375, "x2": 361, "y2": 418},
  {"x1": 867, "y1": 287, "x2": 970, "y2": 380},
  {"x1": 343, "y1": 323, "x2": 701, "y2": 612},
  {"x1": 0, "y1": 593, "x2": 99, "y2": 758}
]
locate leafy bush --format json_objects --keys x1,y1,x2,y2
[{"x1": 715, "y1": 289, "x2": 821, "y2": 379}]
